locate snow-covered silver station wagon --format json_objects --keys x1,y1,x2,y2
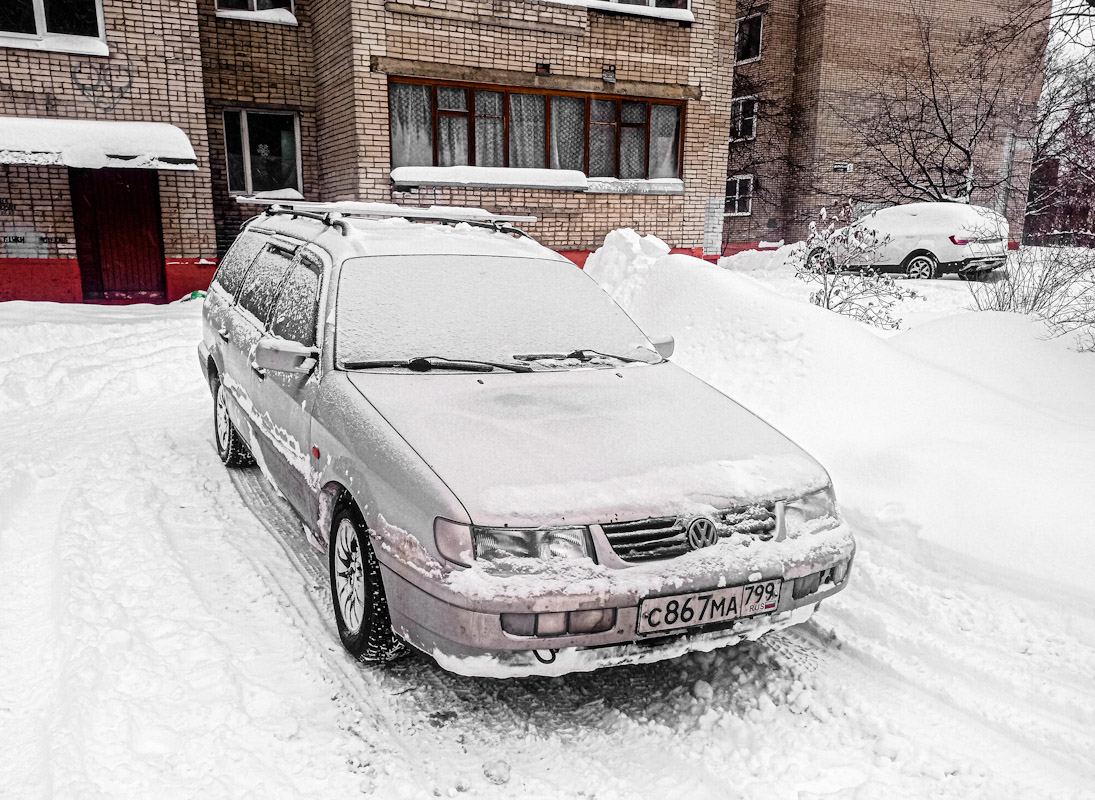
[{"x1": 198, "y1": 201, "x2": 855, "y2": 677}]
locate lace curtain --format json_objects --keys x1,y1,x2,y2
[
  {"x1": 509, "y1": 93, "x2": 546, "y2": 169},
  {"x1": 389, "y1": 83, "x2": 433, "y2": 168}
]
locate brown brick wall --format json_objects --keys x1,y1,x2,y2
[
  {"x1": 264, "y1": 0, "x2": 737, "y2": 251},
  {"x1": 0, "y1": 0, "x2": 216, "y2": 259},
  {"x1": 198, "y1": 0, "x2": 321, "y2": 253},
  {"x1": 725, "y1": 0, "x2": 1050, "y2": 245}
]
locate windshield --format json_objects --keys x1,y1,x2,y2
[{"x1": 335, "y1": 255, "x2": 656, "y2": 367}]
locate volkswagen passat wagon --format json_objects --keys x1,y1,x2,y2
[{"x1": 198, "y1": 201, "x2": 855, "y2": 677}]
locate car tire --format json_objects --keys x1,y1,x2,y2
[
  {"x1": 904, "y1": 253, "x2": 938, "y2": 280},
  {"x1": 329, "y1": 505, "x2": 406, "y2": 663},
  {"x1": 213, "y1": 377, "x2": 255, "y2": 468},
  {"x1": 807, "y1": 247, "x2": 835, "y2": 272}
]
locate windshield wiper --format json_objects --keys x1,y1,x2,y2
[
  {"x1": 513, "y1": 349, "x2": 652, "y2": 364},
  {"x1": 341, "y1": 356, "x2": 532, "y2": 373}
]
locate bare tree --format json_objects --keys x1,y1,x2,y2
[
  {"x1": 833, "y1": 12, "x2": 1041, "y2": 207},
  {"x1": 1026, "y1": 44, "x2": 1095, "y2": 215}
]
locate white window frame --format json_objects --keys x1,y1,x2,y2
[
  {"x1": 725, "y1": 175, "x2": 754, "y2": 217},
  {"x1": 730, "y1": 96, "x2": 758, "y2": 142},
  {"x1": 223, "y1": 109, "x2": 304, "y2": 196},
  {"x1": 215, "y1": 0, "x2": 295, "y2": 11},
  {"x1": 214, "y1": 0, "x2": 298, "y2": 25},
  {"x1": 529, "y1": 0, "x2": 693, "y2": 23},
  {"x1": 734, "y1": 13, "x2": 763, "y2": 65},
  {"x1": 0, "y1": 0, "x2": 108, "y2": 56}
]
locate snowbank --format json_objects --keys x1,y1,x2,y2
[{"x1": 587, "y1": 230, "x2": 1095, "y2": 597}]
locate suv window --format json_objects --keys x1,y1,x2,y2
[
  {"x1": 270, "y1": 252, "x2": 321, "y2": 347},
  {"x1": 213, "y1": 231, "x2": 266, "y2": 297},
  {"x1": 236, "y1": 243, "x2": 296, "y2": 326}
]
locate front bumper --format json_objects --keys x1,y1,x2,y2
[{"x1": 377, "y1": 522, "x2": 855, "y2": 678}]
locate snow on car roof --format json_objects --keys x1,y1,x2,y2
[
  {"x1": 248, "y1": 211, "x2": 566, "y2": 261},
  {"x1": 863, "y1": 202, "x2": 1008, "y2": 234}
]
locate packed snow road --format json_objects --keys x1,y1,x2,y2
[{"x1": 0, "y1": 291, "x2": 1092, "y2": 799}]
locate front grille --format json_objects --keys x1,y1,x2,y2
[
  {"x1": 717, "y1": 502, "x2": 777, "y2": 540},
  {"x1": 602, "y1": 502, "x2": 778, "y2": 563},
  {"x1": 601, "y1": 517, "x2": 688, "y2": 563}
]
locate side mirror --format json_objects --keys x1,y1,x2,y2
[
  {"x1": 649, "y1": 334, "x2": 675, "y2": 359},
  {"x1": 253, "y1": 337, "x2": 318, "y2": 374}
]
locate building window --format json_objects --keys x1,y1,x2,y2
[
  {"x1": 730, "y1": 97, "x2": 757, "y2": 141},
  {"x1": 215, "y1": 0, "x2": 293, "y2": 11},
  {"x1": 223, "y1": 110, "x2": 301, "y2": 195},
  {"x1": 1, "y1": 0, "x2": 102, "y2": 39},
  {"x1": 389, "y1": 80, "x2": 685, "y2": 180},
  {"x1": 735, "y1": 14, "x2": 763, "y2": 63},
  {"x1": 725, "y1": 175, "x2": 753, "y2": 216}
]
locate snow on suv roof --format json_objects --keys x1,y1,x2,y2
[{"x1": 241, "y1": 201, "x2": 565, "y2": 262}]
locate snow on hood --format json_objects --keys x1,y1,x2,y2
[{"x1": 347, "y1": 363, "x2": 828, "y2": 527}]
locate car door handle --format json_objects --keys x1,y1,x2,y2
[
  {"x1": 251, "y1": 361, "x2": 266, "y2": 380},
  {"x1": 217, "y1": 326, "x2": 229, "y2": 342}
]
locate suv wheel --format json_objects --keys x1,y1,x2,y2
[
  {"x1": 905, "y1": 254, "x2": 938, "y2": 280},
  {"x1": 214, "y1": 377, "x2": 255, "y2": 468},
  {"x1": 329, "y1": 505, "x2": 406, "y2": 663}
]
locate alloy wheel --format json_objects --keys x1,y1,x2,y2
[{"x1": 334, "y1": 519, "x2": 366, "y2": 633}]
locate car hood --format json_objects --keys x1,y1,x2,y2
[{"x1": 346, "y1": 363, "x2": 829, "y2": 527}]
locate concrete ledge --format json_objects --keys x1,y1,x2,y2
[{"x1": 372, "y1": 56, "x2": 702, "y2": 101}]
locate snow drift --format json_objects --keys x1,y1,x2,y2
[{"x1": 587, "y1": 230, "x2": 1095, "y2": 598}]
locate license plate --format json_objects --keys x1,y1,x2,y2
[{"x1": 636, "y1": 579, "x2": 782, "y2": 635}]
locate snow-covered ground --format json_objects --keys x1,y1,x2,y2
[{"x1": 1, "y1": 234, "x2": 1093, "y2": 799}]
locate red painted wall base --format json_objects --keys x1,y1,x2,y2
[
  {"x1": 165, "y1": 258, "x2": 218, "y2": 301},
  {"x1": 0, "y1": 258, "x2": 83, "y2": 302},
  {"x1": 0, "y1": 257, "x2": 219, "y2": 303}
]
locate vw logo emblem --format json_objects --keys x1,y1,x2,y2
[{"x1": 687, "y1": 517, "x2": 719, "y2": 550}]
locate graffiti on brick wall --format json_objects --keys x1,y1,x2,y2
[
  {"x1": 0, "y1": 83, "x2": 60, "y2": 115},
  {"x1": 1, "y1": 230, "x2": 48, "y2": 258},
  {"x1": 71, "y1": 53, "x2": 133, "y2": 112}
]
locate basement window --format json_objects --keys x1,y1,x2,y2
[
  {"x1": 0, "y1": 0, "x2": 108, "y2": 55},
  {"x1": 735, "y1": 14, "x2": 763, "y2": 64},
  {"x1": 223, "y1": 110, "x2": 302, "y2": 195},
  {"x1": 725, "y1": 175, "x2": 753, "y2": 216}
]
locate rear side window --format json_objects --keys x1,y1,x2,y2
[
  {"x1": 236, "y1": 244, "x2": 296, "y2": 326},
  {"x1": 270, "y1": 253, "x2": 321, "y2": 347},
  {"x1": 213, "y1": 231, "x2": 266, "y2": 297}
]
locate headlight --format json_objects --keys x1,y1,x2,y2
[
  {"x1": 473, "y1": 526, "x2": 593, "y2": 561},
  {"x1": 781, "y1": 485, "x2": 840, "y2": 538}
]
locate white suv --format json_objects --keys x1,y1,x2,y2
[{"x1": 811, "y1": 202, "x2": 1010, "y2": 280}]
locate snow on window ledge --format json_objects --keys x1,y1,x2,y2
[
  {"x1": 391, "y1": 167, "x2": 686, "y2": 195},
  {"x1": 247, "y1": 188, "x2": 305, "y2": 201},
  {"x1": 532, "y1": 0, "x2": 694, "y2": 23},
  {"x1": 391, "y1": 166, "x2": 589, "y2": 191},
  {"x1": 215, "y1": 8, "x2": 299, "y2": 26},
  {"x1": 586, "y1": 177, "x2": 685, "y2": 195},
  {"x1": 0, "y1": 33, "x2": 109, "y2": 57}
]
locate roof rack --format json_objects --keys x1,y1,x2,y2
[{"x1": 236, "y1": 196, "x2": 537, "y2": 237}]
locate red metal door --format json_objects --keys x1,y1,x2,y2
[{"x1": 70, "y1": 168, "x2": 166, "y2": 301}]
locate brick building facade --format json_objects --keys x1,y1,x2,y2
[
  {"x1": 723, "y1": 0, "x2": 1050, "y2": 248},
  {"x1": 0, "y1": 0, "x2": 1050, "y2": 302}
]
